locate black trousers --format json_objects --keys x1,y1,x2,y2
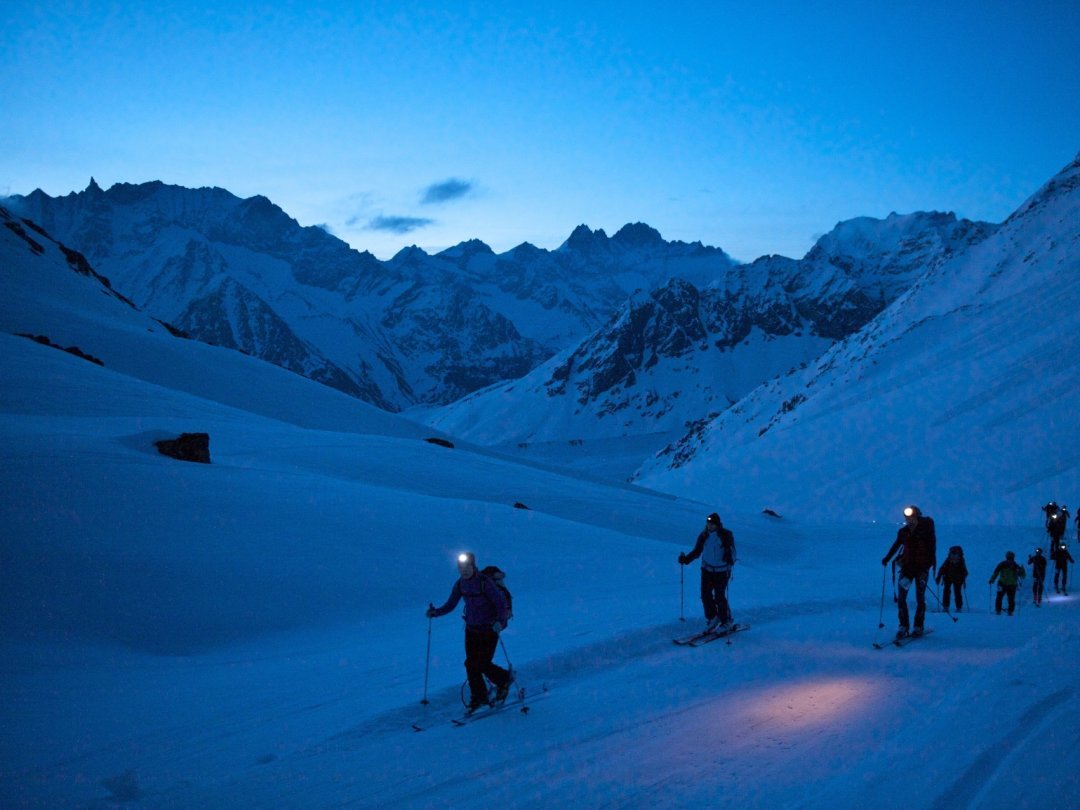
[
  {"x1": 1054, "y1": 566, "x2": 1069, "y2": 591},
  {"x1": 1033, "y1": 577, "x2": 1045, "y2": 604},
  {"x1": 464, "y1": 627, "x2": 509, "y2": 703},
  {"x1": 996, "y1": 585, "x2": 1017, "y2": 614},
  {"x1": 700, "y1": 569, "x2": 732, "y2": 623},
  {"x1": 941, "y1": 580, "x2": 964, "y2": 610},
  {"x1": 897, "y1": 572, "x2": 929, "y2": 629}
]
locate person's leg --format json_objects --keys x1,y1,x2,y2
[
  {"x1": 897, "y1": 579, "x2": 911, "y2": 631},
  {"x1": 913, "y1": 574, "x2": 928, "y2": 629},
  {"x1": 715, "y1": 570, "x2": 732, "y2": 624},
  {"x1": 464, "y1": 630, "x2": 490, "y2": 705},
  {"x1": 699, "y1": 571, "x2": 717, "y2": 622}
]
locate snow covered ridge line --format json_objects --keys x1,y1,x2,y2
[
  {"x1": 9, "y1": 180, "x2": 995, "y2": 427},
  {"x1": 635, "y1": 152, "x2": 1080, "y2": 524},
  {"x1": 425, "y1": 211, "x2": 996, "y2": 444}
]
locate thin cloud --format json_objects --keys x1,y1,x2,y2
[
  {"x1": 421, "y1": 178, "x2": 473, "y2": 205},
  {"x1": 367, "y1": 215, "x2": 435, "y2": 234}
]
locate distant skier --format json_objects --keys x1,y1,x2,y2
[
  {"x1": 882, "y1": 505, "x2": 937, "y2": 638},
  {"x1": 1043, "y1": 501, "x2": 1067, "y2": 546},
  {"x1": 935, "y1": 545, "x2": 968, "y2": 612},
  {"x1": 679, "y1": 513, "x2": 737, "y2": 632},
  {"x1": 1027, "y1": 548, "x2": 1048, "y2": 607},
  {"x1": 1051, "y1": 543, "x2": 1075, "y2": 595},
  {"x1": 426, "y1": 552, "x2": 513, "y2": 712},
  {"x1": 989, "y1": 551, "x2": 1025, "y2": 615}
]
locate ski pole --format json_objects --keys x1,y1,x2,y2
[
  {"x1": 926, "y1": 582, "x2": 958, "y2": 623},
  {"x1": 679, "y1": 564, "x2": 686, "y2": 622},
  {"x1": 878, "y1": 563, "x2": 888, "y2": 628},
  {"x1": 499, "y1": 637, "x2": 514, "y2": 673},
  {"x1": 423, "y1": 613, "x2": 436, "y2": 704}
]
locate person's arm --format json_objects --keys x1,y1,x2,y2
[
  {"x1": 882, "y1": 533, "x2": 904, "y2": 566},
  {"x1": 680, "y1": 530, "x2": 707, "y2": 564},
  {"x1": 427, "y1": 580, "x2": 462, "y2": 617}
]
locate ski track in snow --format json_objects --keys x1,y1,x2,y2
[{"x1": 934, "y1": 686, "x2": 1073, "y2": 809}]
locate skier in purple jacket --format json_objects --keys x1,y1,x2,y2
[{"x1": 427, "y1": 552, "x2": 512, "y2": 711}]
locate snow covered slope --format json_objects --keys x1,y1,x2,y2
[
  {"x1": 638, "y1": 154, "x2": 1080, "y2": 524},
  {"x1": 426, "y1": 212, "x2": 993, "y2": 445},
  {"x1": 3, "y1": 205, "x2": 1079, "y2": 809}
]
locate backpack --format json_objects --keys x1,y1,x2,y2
[{"x1": 481, "y1": 565, "x2": 513, "y2": 622}]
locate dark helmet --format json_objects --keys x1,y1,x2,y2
[
  {"x1": 1036, "y1": 548, "x2": 1044, "y2": 555},
  {"x1": 706, "y1": 513, "x2": 722, "y2": 527},
  {"x1": 457, "y1": 551, "x2": 476, "y2": 567},
  {"x1": 1006, "y1": 551, "x2": 1016, "y2": 560},
  {"x1": 903, "y1": 505, "x2": 921, "y2": 518}
]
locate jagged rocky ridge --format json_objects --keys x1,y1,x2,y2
[
  {"x1": 8, "y1": 182, "x2": 738, "y2": 410},
  {"x1": 426, "y1": 212, "x2": 996, "y2": 444}
]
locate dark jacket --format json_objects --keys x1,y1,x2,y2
[
  {"x1": 1051, "y1": 547, "x2": 1075, "y2": 569},
  {"x1": 884, "y1": 516, "x2": 937, "y2": 576},
  {"x1": 936, "y1": 555, "x2": 968, "y2": 584},
  {"x1": 430, "y1": 572, "x2": 508, "y2": 630},
  {"x1": 1028, "y1": 553, "x2": 1048, "y2": 580},
  {"x1": 684, "y1": 526, "x2": 736, "y2": 572}
]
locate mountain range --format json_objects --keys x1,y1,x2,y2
[
  {"x1": 8, "y1": 182, "x2": 743, "y2": 410},
  {"x1": 9, "y1": 181, "x2": 993, "y2": 430},
  {"x1": 637, "y1": 153, "x2": 1080, "y2": 522}
]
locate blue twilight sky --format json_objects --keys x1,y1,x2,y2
[{"x1": 3, "y1": 1, "x2": 1079, "y2": 262}]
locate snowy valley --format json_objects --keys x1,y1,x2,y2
[{"x1": 2, "y1": 153, "x2": 1080, "y2": 808}]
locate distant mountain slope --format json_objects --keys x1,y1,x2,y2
[
  {"x1": 8, "y1": 183, "x2": 739, "y2": 410},
  {"x1": 636, "y1": 153, "x2": 1080, "y2": 524},
  {"x1": 0, "y1": 204, "x2": 430, "y2": 437},
  {"x1": 426, "y1": 212, "x2": 994, "y2": 444}
]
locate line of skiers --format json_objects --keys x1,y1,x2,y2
[
  {"x1": 880, "y1": 503, "x2": 1076, "y2": 638},
  {"x1": 426, "y1": 502, "x2": 1075, "y2": 710}
]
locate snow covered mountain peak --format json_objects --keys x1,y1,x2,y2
[
  {"x1": 638, "y1": 154, "x2": 1080, "y2": 523},
  {"x1": 426, "y1": 208, "x2": 995, "y2": 446}
]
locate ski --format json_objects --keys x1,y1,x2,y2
[
  {"x1": 893, "y1": 629, "x2": 934, "y2": 647},
  {"x1": 675, "y1": 623, "x2": 748, "y2": 647},
  {"x1": 451, "y1": 684, "x2": 548, "y2": 727},
  {"x1": 874, "y1": 629, "x2": 934, "y2": 649},
  {"x1": 674, "y1": 628, "x2": 716, "y2": 645}
]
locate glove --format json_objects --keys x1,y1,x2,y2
[
  {"x1": 492, "y1": 622, "x2": 503, "y2": 634},
  {"x1": 425, "y1": 603, "x2": 436, "y2": 618},
  {"x1": 881, "y1": 557, "x2": 889, "y2": 566},
  {"x1": 987, "y1": 579, "x2": 993, "y2": 585},
  {"x1": 678, "y1": 553, "x2": 688, "y2": 565}
]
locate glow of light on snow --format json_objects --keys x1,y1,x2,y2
[{"x1": 737, "y1": 678, "x2": 879, "y2": 735}]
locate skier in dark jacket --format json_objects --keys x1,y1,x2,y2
[
  {"x1": 1027, "y1": 548, "x2": 1048, "y2": 606},
  {"x1": 1044, "y1": 501, "x2": 1067, "y2": 546},
  {"x1": 1051, "y1": 543, "x2": 1075, "y2": 595},
  {"x1": 935, "y1": 545, "x2": 968, "y2": 611},
  {"x1": 882, "y1": 505, "x2": 937, "y2": 638},
  {"x1": 679, "y1": 513, "x2": 737, "y2": 632},
  {"x1": 989, "y1": 551, "x2": 1025, "y2": 615},
  {"x1": 427, "y1": 552, "x2": 512, "y2": 711}
]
